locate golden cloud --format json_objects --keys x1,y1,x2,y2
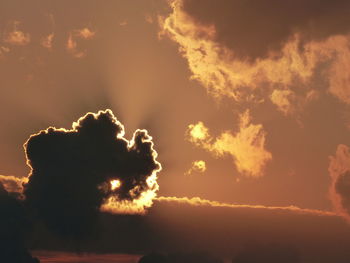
[
  {"x1": 156, "y1": 196, "x2": 335, "y2": 217},
  {"x1": 3, "y1": 21, "x2": 30, "y2": 46},
  {"x1": 186, "y1": 110, "x2": 272, "y2": 177},
  {"x1": 66, "y1": 27, "x2": 96, "y2": 58},
  {"x1": 185, "y1": 160, "x2": 206, "y2": 175},
  {"x1": 161, "y1": 0, "x2": 350, "y2": 112}
]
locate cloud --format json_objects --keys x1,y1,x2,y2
[
  {"x1": 160, "y1": 0, "x2": 350, "y2": 113},
  {"x1": 23, "y1": 109, "x2": 161, "y2": 238},
  {"x1": 329, "y1": 144, "x2": 350, "y2": 221},
  {"x1": 66, "y1": 27, "x2": 96, "y2": 58},
  {"x1": 156, "y1": 196, "x2": 335, "y2": 217},
  {"x1": 40, "y1": 34, "x2": 54, "y2": 50},
  {"x1": 0, "y1": 175, "x2": 28, "y2": 194},
  {"x1": 179, "y1": 0, "x2": 350, "y2": 60},
  {"x1": 3, "y1": 21, "x2": 31, "y2": 46},
  {"x1": 0, "y1": 183, "x2": 39, "y2": 263},
  {"x1": 186, "y1": 111, "x2": 272, "y2": 177},
  {"x1": 185, "y1": 160, "x2": 206, "y2": 175}
]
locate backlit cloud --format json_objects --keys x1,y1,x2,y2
[
  {"x1": 24, "y1": 109, "x2": 161, "y2": 237},
  {"x1": 160, "y1": 0, "x2": 350, "y2": 113}
]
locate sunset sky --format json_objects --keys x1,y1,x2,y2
[{"x1": 1, "y1": 1, "x2": 350, "y2": 262}]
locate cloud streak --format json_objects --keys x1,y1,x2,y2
[{"x1": 156, "y1": 196, "x2": 336, "y2": 217}]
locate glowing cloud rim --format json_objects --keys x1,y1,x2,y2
[{"x1": 23, "y1": 109, "x2": 162, "y2": 215}]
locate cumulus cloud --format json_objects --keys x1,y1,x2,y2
[
  {"x1": 160, "y1": 0, "x2": 350, "y2": 112},
  {"x1": 3, "y1": 21, "x2": 31, "y2": 46},
  {"x1": 186, "y1": 111, "x2": 272, "y2": 177},
  {"x1": 185, "y1": 160, "x2": 206, "y2": 175},
  {"x1": 329, "y1": 144, "x2": 350, "y2": 221},
  {"x1": 24, "y1": 109, "x2": 161, "y2": 238},
  {"x1": 66, "y1": 27, "x2": 96, "y2": 58}
]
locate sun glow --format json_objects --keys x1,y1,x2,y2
[{"x1": 110, "y1": 179, "x2": 121, "y2": 191}]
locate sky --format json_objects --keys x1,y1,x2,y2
[{"x1": 1, "y1": 0, "x2": 350, "y2": 262}]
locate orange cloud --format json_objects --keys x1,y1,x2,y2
[
  {"x1": 156, "y1": 196, "x2": 335, "y2": 217},
  {"x1": 186, "y1": 111, "x2": 272, "y2": 177},
  {"x1": 160, "y1": 0, "x2": 350, "y2": 113},
  {"x1": 41, "y1": 33, "x2": 54, "y2": 50},
  {"x1": 185, "y1": 160, "x2": 206, "y2": 175},
  {"x1": 3, "y1": 21, "x2": 30, "y2": 46},
  {"x1": 66, "y1": 27, "x2": 96, "y2": 58},
  {"x1": 0, "y1": 175, "x2": 28, "y2": 193}
]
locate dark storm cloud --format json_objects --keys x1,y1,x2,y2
[
  {"x1": 23, "y1": 109, "x2": 160, "y2": 238},
  {"x1": 181, "y1": 0, "x2": 350, "y2": 60},
  {"x1": 0, "y1": 183, "x2": 39, "y2": 263}
]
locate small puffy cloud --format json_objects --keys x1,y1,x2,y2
[
  {"x1": 186, "y1": 111, "x2": 272, "y2": 177},
  {"x1": 3, "y1": 21, "x2": 30, "y2": 46},
  {"x1": 40, "y1": 33, "x2": 54, "y2": 50},
  {"x1": 185, "y1": 160, "x2": 206, "y2": 175},
  {"x1": 187, "y1": 121, "x2": 211, "y2": 145},
  {"x1": 76, "y1": 28, "x2": 95, "y2": 39},
  {"x1": 66, "y1": 27, "x2": 96, "y2": 58}
]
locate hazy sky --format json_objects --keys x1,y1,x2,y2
[{"x1": 2, "y1": 1, "x2": 350, "y2": 262}]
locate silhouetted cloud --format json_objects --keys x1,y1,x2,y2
[
  {"x1": 0, "y1": 183, "x2": 39, "y2": 263},
  {"x1": 23, "y1": 109, "x2": 161, "y2": 238}
]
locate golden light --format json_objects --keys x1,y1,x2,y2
[{"x1": 110, "y1": 179, "x2": 121, "y2": 191}]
